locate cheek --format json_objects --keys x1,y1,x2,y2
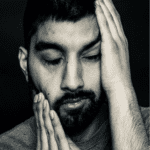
[
  {"x1": 43, "y1": 72, "x2": 65, "y2": 109},
  {"x1": 28, "y1": 54, "x2": 64, "y2": 106},
  {"x1": 83, "y1": 63, "x2": 101, "y2": 95}
]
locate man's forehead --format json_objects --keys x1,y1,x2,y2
[{"x1": 35, "y1": 15, "x2": 100, "y2": 45}]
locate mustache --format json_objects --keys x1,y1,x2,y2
[{"x1": 53, "y1": 90, "x2": 96, "y2": 110}]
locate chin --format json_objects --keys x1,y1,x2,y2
[{"x1": 56, "y1": 99, "x2": 102, "y2": 137}]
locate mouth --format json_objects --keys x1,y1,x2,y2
[
  {"x1": 62, "y1": 97, "x2": 87, "y2": 104},
  {"x1": 61, "y1": 98, "x2": 88, "y2": 110}
]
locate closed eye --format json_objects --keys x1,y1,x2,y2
[
  {"x1": 43, "y1": 54, "x2": 100, "y2": 66},
  {"x1": 84, "y1": 54, "x2": 100, "y2": 61},
  {"x1": 44, "y1": 58, "x2": 62, "y2": 66}
]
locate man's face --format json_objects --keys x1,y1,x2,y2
[{"x1": 27, "y1": 15, "x2": 102, "y2": 135}]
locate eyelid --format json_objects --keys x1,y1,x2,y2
[
  {"x1": 41, "y1": 53, "x2": 63, "y2": 60},
  {"x1": 43, "y1": 58, "x2": 63, "y2": 66},
  {"x1": 83, "y1": 54, "x2": 100, "y2": 60},
  {"x1": 41, "y1": 51, "x2": 63, "y2": 57},
  {"x1": 83, "y1": 50, "x2": 100, "y2": 57},
  {"x1": 82, "y1": 43, "x2": 100, "y2": 56},
  {"x1": 85, "y1": 54, "x2": 99, "y2": 57}
]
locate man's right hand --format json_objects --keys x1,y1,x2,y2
[{"x1": 33, "y1": 93, "x2": 80, "y2": 150}]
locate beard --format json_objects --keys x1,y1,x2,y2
[
  {"x1": 27, "y1": 67, "x2": 107, "y2": 137},
  {"x1": 53, "y1": 90, "x2": 105, "y2": 137}
]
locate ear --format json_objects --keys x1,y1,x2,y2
[{"x1": 18, "y1": 46, "x2": 28, "y2": 82}]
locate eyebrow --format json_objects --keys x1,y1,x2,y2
[{"x1": 34, "y1": 32, "x2": 101, "y2": 53}]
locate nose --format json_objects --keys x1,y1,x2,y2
[{"x1": 61, "y1": 56, "x2": 84, "y2": 92}]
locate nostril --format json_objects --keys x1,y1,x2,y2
[{"x1": 61, "y1": 83, "x2": 84, "y2": 93}]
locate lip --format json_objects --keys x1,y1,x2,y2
[
  {"x1": 62, "y1": 97, "x2": 87, "y2": 104},
  {"x1": 61, "y1": 99, "x2": 88, "y2": 110}
]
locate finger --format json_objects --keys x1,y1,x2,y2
[
  {"x1": 98, "y1": 1, "x2": 121, "y2": 42},
  {"x1": 95, "y1": 1, "x2": 113, "y2": 43},
  {"x1": 37, "y1": 93, "x2": 48, "y2": 150},
  {"x1": 33, "y1": 95, "x2": 41, "y2": 150},
  {"x1": 100, "y1": 0, "x2": 129, "y2": 60},
  {"x1": 43, "y1": 100, "x2": 58, "y2": 150},
  {"x1": 103, "y1": 0, "x2": 127, "y2": 42},
  {"x1": 36, "y1": 125, "x2": 41, "y2": 150},
  {"x1": 96, "y1": 0, "x2": 128, "y2": 58},
  {"x1": 33, "y1": 95, "x2": 39, "y2": 129},
  {"x1": 102, "y1": 0, "x2": 129, "y2": 61},
  {"x1": 103, "y1": 0, "x2": 129, "y2": 58},
  {"x1": 50, "y1": 110, "x2": 70, "y2": 150}
]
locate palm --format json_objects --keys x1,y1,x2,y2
[{"x1": 96, "y1": 0, "x2": 132, "y2": 93}]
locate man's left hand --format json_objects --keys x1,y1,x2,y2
[{"x1": 95, "y1": 0, "x2": 132, "y2": 95}]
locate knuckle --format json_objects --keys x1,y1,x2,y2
[
  {"x1": 55, "y1": 133, "x2": 63, "y2": 143},
  {"x1": 116, "y1": 11, "x2": 120, "y2": 19},
  {"x1": 125, "y1": 37, "x2": 128, "y2": 45},
  {"x1": 113, "y1": 7, "x2": 120, "y2": 18},
  {"x1": 103, "y1": 19, "x2": 109, "y2": 28},
  {"x1": 122, "y1": 36, "x2": 128, "y2": 46},
  {"x1": 113, "y1": 42, "x2": 118, "y2": 50},
  {"x1": 39, "y1": 120, "x2": 44, "y2": 129},
  {"x1": 47, "y1": 129, "x2": 54, "y2": 136},
  {"x1": 119, "y1": 35, "x2": 128, "y2": 48},
  {"x1": 108, "y1": 13, "x2": 113, "y2": 21},
  {"x1": 111, "y1": 42, "x2": 119, "y2": 54},
  {"x1": 119, "y1": 38, "x2": 125, "y2": 45}
]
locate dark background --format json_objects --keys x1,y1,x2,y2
[{"x1": 0, "y1": 0, "x2": 149, "y2": 134}]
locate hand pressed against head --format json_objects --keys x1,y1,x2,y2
[{"x1": 19, "y1": 16, "x2": 103, "y2": 136}]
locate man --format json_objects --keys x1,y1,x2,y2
[{"x1": 0, "y1": 0, "x2": 149, "y2": 149}]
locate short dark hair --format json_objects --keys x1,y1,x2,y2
[{"x1": 23, "y1": 0, "x2": 96, "y2": 51}]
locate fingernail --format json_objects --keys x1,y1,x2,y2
[
  {"x1": 50, "y1": 110, "x2": 54, "y2": 120},
  {"x1": 34, "y1": 95, "x2": 37, "y2": 103},
  {"x1": 38, "y1": 93, "x2": 41, "y2": 102},
  {"x1": 95, "y1": 1, "x2": 99, "y2": 6}
]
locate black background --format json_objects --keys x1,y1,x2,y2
[{"x1": 0, "y1": 0, "x2": 149, "y2": 134}]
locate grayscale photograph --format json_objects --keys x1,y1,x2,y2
[{"x1": 0, "y1": 0, "x2": 149, "y2": 149}]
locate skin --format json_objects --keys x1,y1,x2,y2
[
  {"x1": 18, "y1": 0, "x2": 149, "y2": 149},
  {"x1": 28, "y1": 15, "x2": 101, "y2": 110},
  {"x1": 19, "y1": 13, "x2": 105, "y2": 141},
  {"x1": 19, "y1": 2, "x2": 106, "y2": 149}
]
